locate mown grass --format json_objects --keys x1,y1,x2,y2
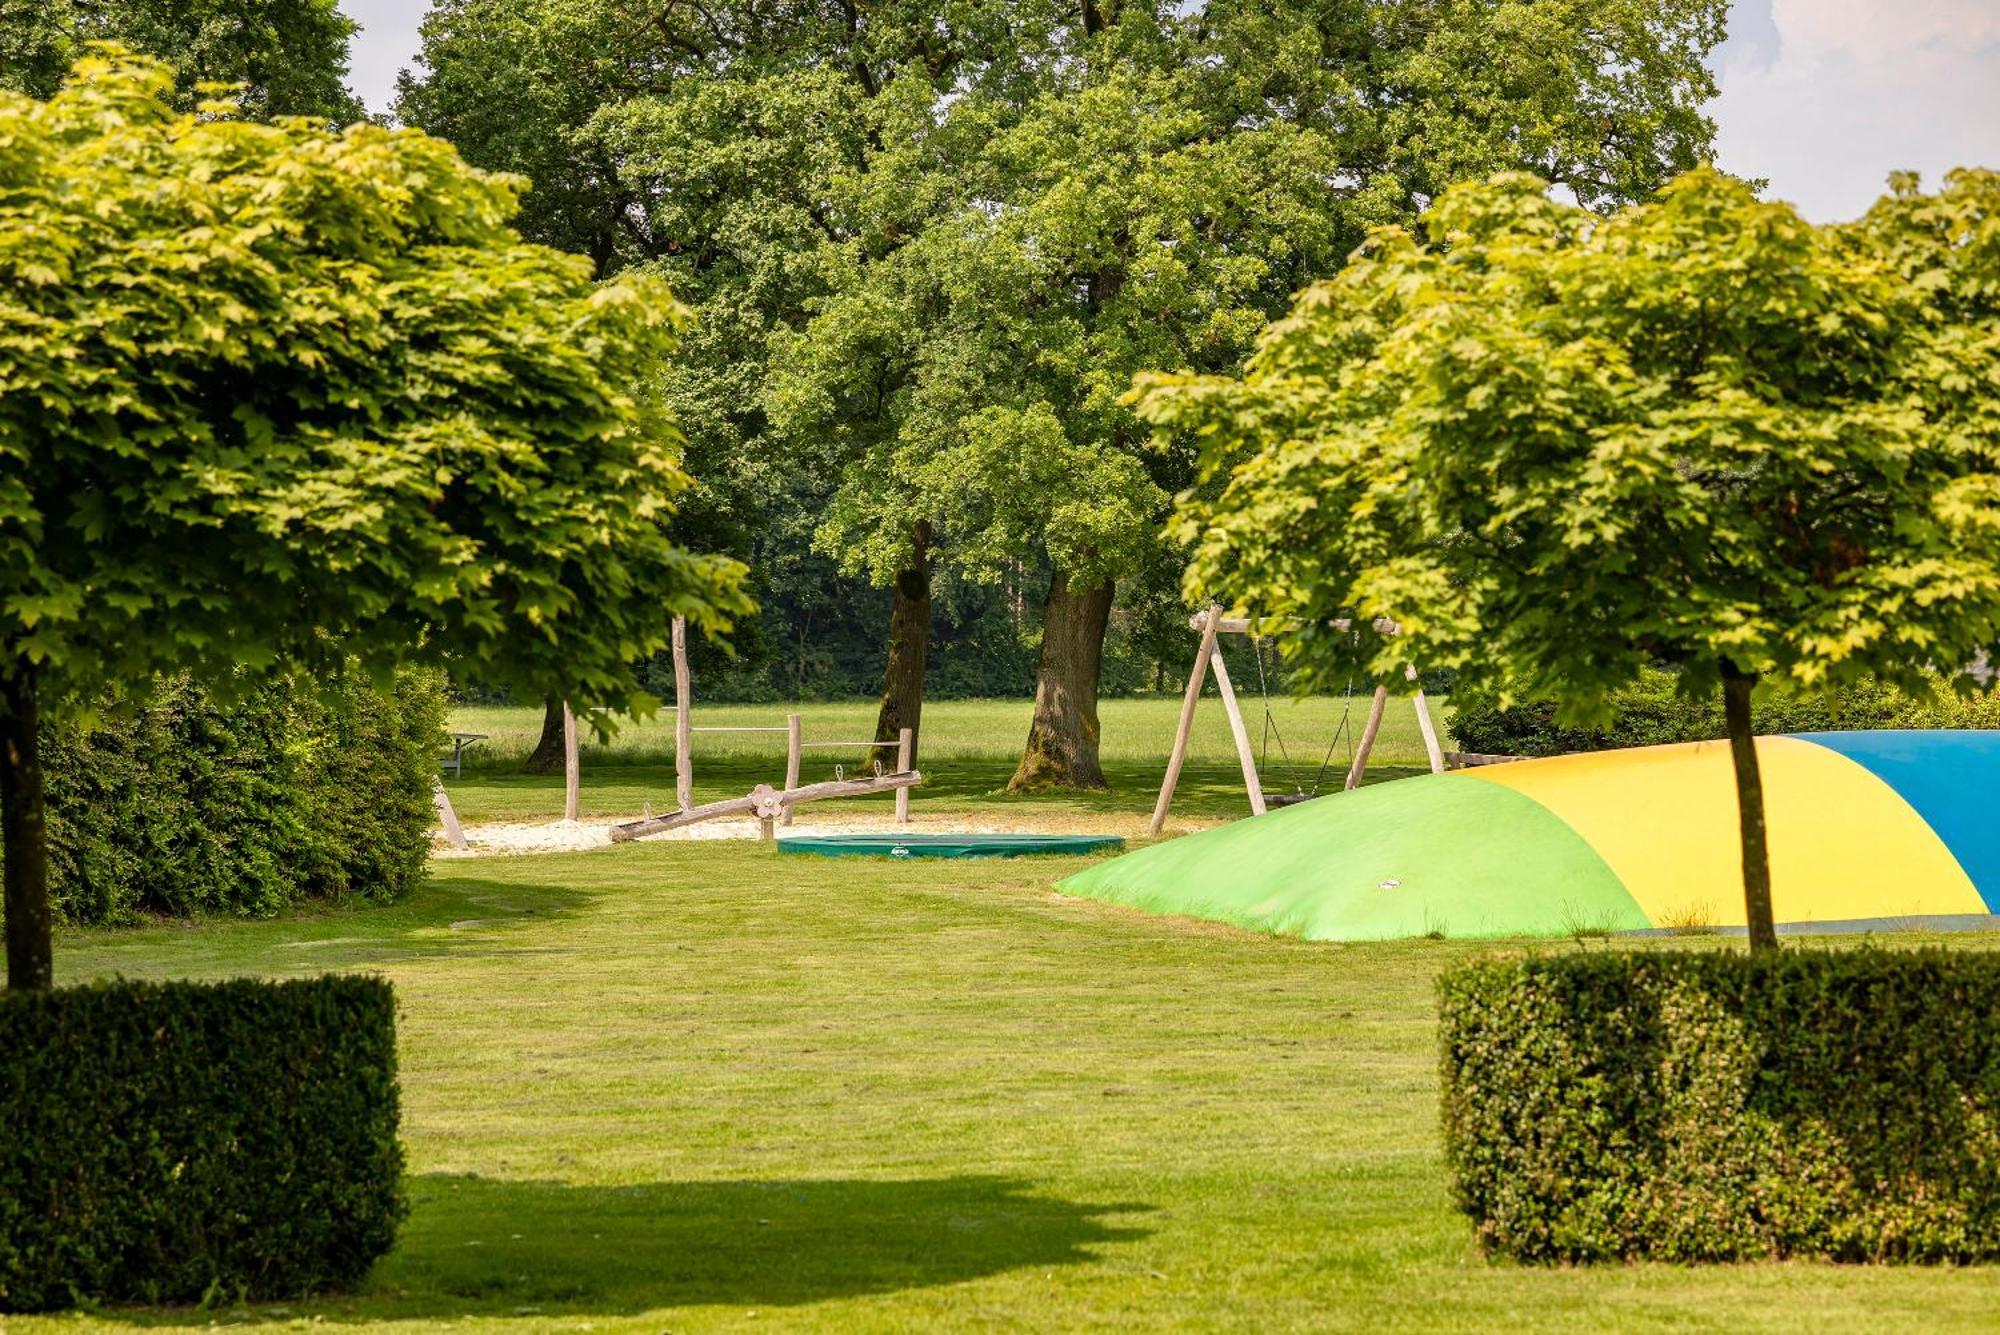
[
  {"x1": 443, "y1": 695, "x2": 1446, "y2": 828},
  {"x1": 452, "y1": 694, "x2": 1449, "y2": 769},
  {"x1": 36, "y1": 836, "x2": 2000, "y2": 1331}
]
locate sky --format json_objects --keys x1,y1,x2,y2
[{"x1": 340, "y1": 0, "x2": 2000, "y2": 224}]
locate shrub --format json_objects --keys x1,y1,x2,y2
[
  {"x1": 38, "y1": 666, "x2": 448, "y2": 925},
  {"x1": 0, "y1": 976, "x2": 404, "y2": 1311},
  {"x1": 1449, "y1": 667, "x2": 2000, "y2": 756},
  {"x1": 1438, "y1": 949, "x2": 2000, "y2": 1263}
]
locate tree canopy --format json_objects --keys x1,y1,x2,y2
[
  {"x1": 400, "y1": 0, "x2": 1729, "y2": 781},
  {"x1": 0, "y1": 0, "x2": 364, "y2": 119},
  {"x1": 0, "y1": 51, "x2": 748, "y2": 986},
  {"x1": 1136, "y1": 166, "x2": 2000, "y2": 946}
]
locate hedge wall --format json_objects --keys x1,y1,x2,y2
[
  {"x1": 39, "y1": 666, "x2": 448, "y2": 924},
  {"x1": 0, "y1": 976, "x2": 404, "y2": 1311},
  {"x1": 1449, "y1": 668, "x2": 2000, "y2": 756},
  {"x1": 1438, "y1": 950, "x2": 2000, "y2": 1263}
]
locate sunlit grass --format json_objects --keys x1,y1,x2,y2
[
  {"x1": 36, "y1": 838, "x2": 2000, "y2": 1331},
  {"x1": 451, "y1": 693, "x2": 1451, "y2": 770}
]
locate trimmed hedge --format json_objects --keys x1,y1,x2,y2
[
  {"x1": 1448, "y1": 667, "x2": 2000, "y2": 756},
  {"x1": 1438, "y1": 950, "x2": 2000, "y2": 1263},
  {"x1": 0, "y1": 976, "x2": 405, "y2": 1311},
  {"x1": 39, "y1": 666, "x2": 447, "y2": 924}
]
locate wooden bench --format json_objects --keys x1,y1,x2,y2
[{"x1": 441, "y1": 731, "x2": 487, "y2": 779}]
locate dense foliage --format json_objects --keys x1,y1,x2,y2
[
  {"x1": 1451, "y1": 669, "x2": 2000, "y2": 756},
  {"x1": 1439, "y1": 950, "x2": 2000, "y2": 1263},
  {"x1": 0, "y1": 975, "x2": 403, "y2": 1310},
  {"x1": 401, "y1": 0, "x2": 1727, "y2": 778},
  {"x1": 0, "y1": 52, "x2": 747, "y2": 987},
  {"x1": 1139, "y1": 167, "x2": 2000, "y2": 945},
  {"x1": 38, "y1": 668, "x2": 446, "y2": 925},
  {"x1": 0, "y1": 0, "x2": 363, "y2": 119}
]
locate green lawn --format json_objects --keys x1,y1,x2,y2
[
  {"x1": 453, "y1": 694, "x2": 1448, "y2": 769},
  {"x1": 34, "y1": 823, "x2": 2000, "y2": 1330},
  {"x1": 444, "y1": 695, "x2": 1446, "y2": 828}
]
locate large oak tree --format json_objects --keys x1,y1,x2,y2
[{"x1": 402, "y1": 0, "x2": 1728, "y2": 786}]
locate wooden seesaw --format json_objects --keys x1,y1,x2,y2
[
  {"x1": 609, "y1": 765, "x2": 923, "y2": 845},
  {"x1": 608, "y1": 616, "x2": 924, "y2": 844}
]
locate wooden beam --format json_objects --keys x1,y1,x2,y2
[
  {"x1": 1151, "y1": 605, "x2": 1222, "y2": 834},
  {"x1": 782, "y1": 712, "x2": 802, "y2": 827},
  {"x1": 609, "y1": 770, "x2": 924, "y2": 843},
  {"x1": 1405, "y1": 664, "x2": 1447, "y2": 774},
  {"x1": 672, "y1": 616, "x2": 693, "y2": 810},
  {"x1": 431, "y1": 778, "x2": 467, "y2": 850},
  {"x1": 1208, "y1": 644, "x2": 1266, "y2": 817},
  {"x1": 895, "y1": 726, "x2": 914, "y2": 824},
  {"x1": 1447, "y1": 752, "x2": 1526, "y2": 768},
  {"x1": 562, "y1": 701, "x2": 580, "y2": 822},
  {"x1": 1344, "y1": 686, "x2": 1391, "y2": 791},
  {"x1": 1188, "y1": 611, "x2": 1402, "y2": 637}
]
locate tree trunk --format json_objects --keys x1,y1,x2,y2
[
  {"x1": 2, "y1": 666, "x2": 52, "y2": 991},
  {"x1": 524, "y1": 696, "x2": 565, "y2": 774},
  {"x1": 1722, "y1": 662, "x2": 1779, "y2": 954},
  {"x1": 1010, "y1": 569, "x2": 1113, "y2": 791},
  {"x1": 870, "y1": 522, "x2": 932, "y2": 767}
]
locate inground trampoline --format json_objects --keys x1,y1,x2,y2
[{"x1": 778, "y1": 833, "x2": 1125, "y2": 859}]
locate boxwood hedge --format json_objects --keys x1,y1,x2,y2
[
  {"x1": 1438, "y1": 949, "x2": 2000, "y2": 1263},
  {"x1": 0, "y1": 976, "x2": 404, "y2": 1311}
]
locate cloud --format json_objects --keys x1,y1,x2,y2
[
  {"x1": 1711, "y1": 0, "x2": 2000, "y2": 221},
  {"x1": 340, "y1": 0, "x2": 429, "y2": 116}
]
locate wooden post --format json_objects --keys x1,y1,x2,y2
[
  {"x1": 1406, "y1": 665, "x2": 1446, "y2": 775},
  {"x1": 1344, "y1": 685, "x2": 1390, "y2": 791},
  {"x1": 1208, "y1": 644, "x2": 1266, "y2": 816},
  {"x1": 673, "y1": 616, "x2": 693, "y2": 810},
  {"x1": 782, "y1": 712, "x2": 802, "y2": 827},
  {"x1": 562, "y1": 701, "x2": 580, "y2": 822},
  {"x1": 895, "y1": 726, "x2": 914, "y2": 824},
  {"x1": 1151, "y1": 606, "x2": 1223, "y2": 834},
  {"x1": 431, "y1": 778, "x2": 467, "y2": 850}
]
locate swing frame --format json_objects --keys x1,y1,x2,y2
[{"x1": 1149, "y1": 606, "x2": 1446, "y2": 834}]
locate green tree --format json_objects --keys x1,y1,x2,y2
[
  {"x1": 401, "y1": 0, "x2": 1727, "y2": 787},
  {"x1": 0, "y1": 0, "x2": 363, "y2": 119},
  {"x1": 780, "y1": 0, "x2": 1727, "y2": 787},
  {"x1": 0, "y1": 51, "x2": 748, "y2": 989},
  {"x1": 1136, "y1": 167, "x2": 2000, "y2": 951}
]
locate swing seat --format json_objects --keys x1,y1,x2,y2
[{"x1": 1267, "y1": 791, "x2": 1322, "y2": 808}]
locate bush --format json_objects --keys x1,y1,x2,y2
[
  {"x1": 1438, "y1": 949, "x2": 2000, "y2": 1263},
  {"x1": 38, "y1": 666, "x2": 448, "y2": 925},
  {"x1": 1448, "y1": 667, "x2": 2000, "y2": 756},
  {"x1": 0, "y1": 976, "x2": 405, "y2": 1311}
]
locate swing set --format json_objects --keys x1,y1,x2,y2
[{"x1": 1149, "y1": 606, "x2": 1446, "y2": 834}]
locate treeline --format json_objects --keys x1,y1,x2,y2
[
  {"x1": 3, "y1": 1, "x2": 1732, "y2": 788},
  {"x1": 394, "y1": 0, "x2": 1729, "y2": 787}
]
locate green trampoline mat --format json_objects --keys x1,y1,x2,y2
[{"x1": 777, "y1": 833, "x2": 1125, "y2": 859}]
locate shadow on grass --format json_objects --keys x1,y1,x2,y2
[{"x1": 99, "y1": 1173, "x2": 1152, "y2": 1324}]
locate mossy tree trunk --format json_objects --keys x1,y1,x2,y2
[
  {"x1": 2, "y1": 663, "x2": 51, "y2": 990},
  {"x1": 1009, "y1": 568, "x2": 1113, "y2": 791},
  {"x1": 1721, "y1": 661, "x2": 1778, "y2": 954},
  {"x1": 868, "y1": 523, "x2": 932, "y2": 768},
  {"x1": 524, "y1": 696, "x2": 565, "y2": 774}
]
